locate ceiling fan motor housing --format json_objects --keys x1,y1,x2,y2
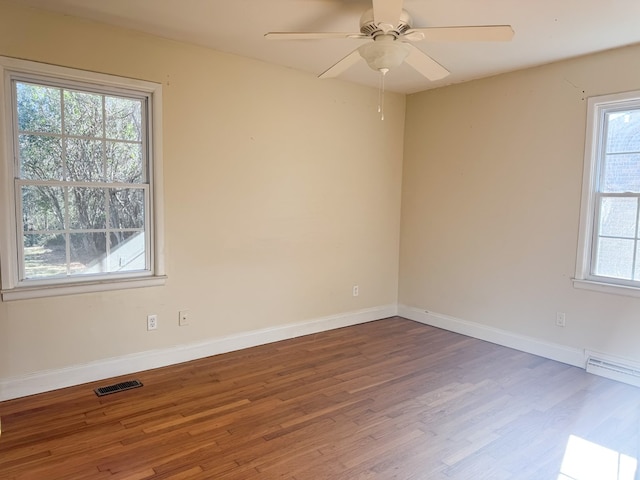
[{"x1": 359, "y1": 8, "x2": 412, "y2": 38}]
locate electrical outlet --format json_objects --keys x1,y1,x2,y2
[
  {"x1": 556, "y1": 312, "x2": 566, "y2": 327},
  {"x1": 352, "y1": 285, "x2": 359, "y2": 297},
  {"x1": 147, "y1": 314, "x2": 158, "y2": 331},
  {"x1": 179, "y1": 310, "x2": 189, "y2": 326}
]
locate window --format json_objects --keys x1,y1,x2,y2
[
  {"x1": 575, "y1": 90, "x2": 640, "y2": 296},
  {"x1": 0, "y1": 57, "x2": 165, "y2": 300}
]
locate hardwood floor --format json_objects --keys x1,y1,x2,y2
[{"x1": 1, "y1": 317, "x2": 639, "y2": 479}]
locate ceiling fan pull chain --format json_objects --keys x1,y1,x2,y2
[
  {"x1": 378, "y1": 71, "x2": 383, "y2": 116},
  {"x1": 379, "y1": 68, "x2": 389, "y2": 121}
]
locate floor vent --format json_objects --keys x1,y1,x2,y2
[
  {"x1": 585, "y1": 356, "x2": 640, "y2": 388},
  {"x1": 94, "y1": 379, "x2": 143, "y2": 397}
]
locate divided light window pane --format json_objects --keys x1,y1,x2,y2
[
  {"x1": 591, "y1": 107, "x2": 640, "y2": 284},
  {"x1": 15, "y1": 79, "x2": 149, "y2": 282}
]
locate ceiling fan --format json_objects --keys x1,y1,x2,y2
[{"x1": 265, "y1": 0, "x2": 514, "y2": 82}]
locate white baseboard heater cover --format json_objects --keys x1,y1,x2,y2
[{"x1": 585, "y1": 355, "x2": 640, "y2": 388}]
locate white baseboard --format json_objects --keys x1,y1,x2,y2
[
  {"x1": 398, "y1": 304, "x2": 584, "y2": 368},
  {"x1": 0, "y1": 304, "x2": 398, "y2": 401}
]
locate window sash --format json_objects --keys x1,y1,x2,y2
[
  {"x1": 15, "y1": 179, "x2": 150, "y2": 285},
  {"x1": 590, "y1": 192, "x2": 640, "y2": 285}
]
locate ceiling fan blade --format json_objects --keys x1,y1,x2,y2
[
  {"x1": 265, "y1": 32, "x2": 366, "y2": 40},
  {"x1": 405, "y1": 25, "x2": 514, "y2": 42},
  {"x1": 372, "y1": 0, "x2": 403, "y2": 30},
  {"x1": 404, "y1": 44, "x2": 450, "y2": 81},
  {"x1": 319, "y1": 48, "x2": 362, "y2": 79}
]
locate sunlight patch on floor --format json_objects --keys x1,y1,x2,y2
[{"x1": 558, "y1": 435, "x2": 637, "y2": 480}]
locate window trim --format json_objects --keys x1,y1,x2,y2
[
  {"x1": 0, "y1": 56, "x2": 165, "y2": 301},
  {"x1": 574, "y1": 90, "x2": 640, "y2": 297}
]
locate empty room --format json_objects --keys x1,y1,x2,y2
[{"x1": 2, "y1": 0, "x2": 640, "y2": 478}]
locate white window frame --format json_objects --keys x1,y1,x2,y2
[
  {"x1": 574, "y1": 90, "x2": 640, "y2": 297},
  {"x1": 0, "y1": 56, "x2": 166, "y2": 301}
]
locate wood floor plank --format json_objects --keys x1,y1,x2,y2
[{"x1": 1, "y1": 317, "x2": 640, "y2": 479}]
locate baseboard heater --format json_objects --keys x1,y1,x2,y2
[{"x1": 585, "y1": 354, "x2": 640, "y2": 388}]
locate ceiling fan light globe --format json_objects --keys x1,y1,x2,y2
[{"x1": 358, "y1": 39, "x2": 410, "y2": 72}]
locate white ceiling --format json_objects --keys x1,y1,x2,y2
[{"x1": 10, "y1": 0, "x2": 640, "y2": 94}]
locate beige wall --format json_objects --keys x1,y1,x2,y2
[
  {"x1": 0, "y1": 1, "x2": 404, "y2": 379},
  {"x1": 400, "y1": 44, "x2": 640, "y2": 363}
]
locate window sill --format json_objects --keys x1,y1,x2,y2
[
  {"x1": 572, "y1": 278, "x2": 640, "y2": 298},
  {"x1": 1, "y1": 275, "x2": 167, "y2": 301}
]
